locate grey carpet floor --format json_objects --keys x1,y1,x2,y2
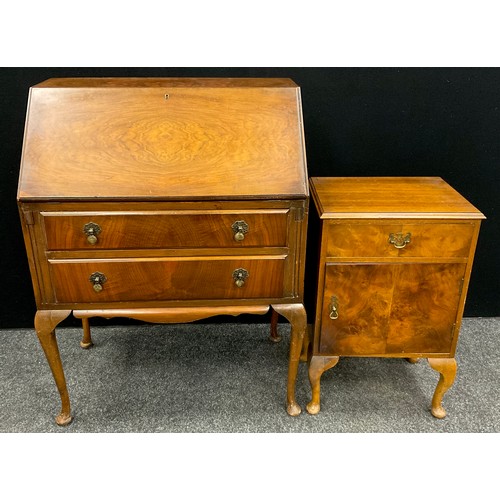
[{"x1": 1, "y1": 317, "x2": 498, "y2": 432}]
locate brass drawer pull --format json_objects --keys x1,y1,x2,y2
[
  {"x1": 231, "y1": 220, "x2": 249, "y2": 242},
  {"x1": 389, "y1": 232, "x2": 411, "y2": 249},
  {"x1": 232, "y1": 268, "x2": 249, "y2": 287},
  {"x1": 83, "y1": 222, "x2": 101, "y2": 245},
  {"x1": 329, "y1": 296, "x2": 339, "y2": 320},
  {"x1": 89, "y1": 272, "x2": 107, "y2": 292}
]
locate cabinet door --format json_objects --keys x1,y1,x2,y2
[{"x1": 319, "y1": 263, "x2": 466, "y2": 356}]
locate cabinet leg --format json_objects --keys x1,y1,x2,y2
[
  {"x1": 406, "y1": 357, "x2": 420, "y2": 364},
  {"x1": 306, "y1": 355, "x2": 340, "y2": 415},
  {"x1": 34, "y1": 310, "x2": 73, "y2": 426},
  {"x1": 269, "y1": 308, "x2": 282, "y2": 343},
  {"x1": 300, "y1": 324, "x2": 312, "y2": 363},
  {"x1": 428, "y1": 357, "x2": 457, "y2": 419},
  {"x1": 272, "y1": 304, "x2": 307, "y2": 416},
  {"x1": 80, "y1": 317, "x2": 93, "y2": 349}
]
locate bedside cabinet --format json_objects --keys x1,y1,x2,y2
[
  {"x1": 306, "y1": 177, "x2": 484, "y2": 418},
  {"x1": 17, "y1": 78, "x2": 309, "y2": 425}
]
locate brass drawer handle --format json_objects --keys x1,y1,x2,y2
[
  {"x1": 389, "y1": 232, "x2": 411, "y2": 249},
  {"x1": 89, "y1": 272, "x2": 107, "y2": 292},
  {"x1": 329, "y1": 296, "x2": 339, "y2": 320},
  {"x1": 231, "y1": 220, "x2": 249, "y2": 242},
  {"x1": 232, "y1": 268, "x2": 249, "y2": 287},
  {"x1": 83, "y1": 222, "x2": 101, "y2": 245}
]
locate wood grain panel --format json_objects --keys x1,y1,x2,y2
[
  {"x1": 385, "y1": 263, "x2": 466, "y2": 353},
  {"x1": 320, "y1": 263, "x2": 466, "y2": 356},
  {"x1": 49, "y1": 257, "x2": 286, "y2": 303},
  {"x1": 19, "y1": 82, "x2": 307, "y2": 201},
  {"x1": 42, "y1": 211, "x2": 288, "y2": 250},
  {"x1": 326, "y1": 221, "x2": 475, "y2": 258}
]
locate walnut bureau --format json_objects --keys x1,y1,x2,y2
[
  {"x1": 306, "y1": 177, "x2": 484, "y2": 418},
  {"x1": 17, "y1": 78, "x2": 309, "y2": 425}
]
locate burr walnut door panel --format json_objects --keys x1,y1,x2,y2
[{"x1": 319, "y1": 262, "x2": 467, "y2": 356}]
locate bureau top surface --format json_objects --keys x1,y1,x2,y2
[
  {"x1": 18, "y1": 78, "x2": 307, "y2": 201},
  {"x1": 310, "y1": 177, "x2": 485, "y2": 219}
]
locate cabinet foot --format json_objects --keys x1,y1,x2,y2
[
  {"x1": 55, "y1": 412, "x2": 73, "y2": 426},
  {"x1": 80, "y1": 317, "x2": 93, "y2": 349},
  {"x1": 272, "y1": 304, "x2": 307, "y2": 416},
  {"x1": 35, "y1": 310, "x2": 73, "y2": 426},
  {"x1": 306, "y1": 355, "x2": 340, "y2": 415},
  {"x1": 428, "y1": 357, "x2": 457, "y2": 419}
]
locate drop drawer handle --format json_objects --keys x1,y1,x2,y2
[
  {"x1": 89, "y1": 272, "x2": 107, "y2": 292},
  {"x1": 389, "y1": 232, "x2": 411, "y2": 249},
  {"x1": 329, "y1": 296, "x2": 339, "y2": 320},
  {"x1": 83, "y1": 222, "x2": 102, "y2": 245},
  {"x1": 232, "y1": 268, "x2": 249, "y2": 287},
  {"x1": 231, "y1": 220, "x2": 249, "y2": 242}
]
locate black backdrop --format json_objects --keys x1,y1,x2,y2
[{"x1": 1, "y1": 67, "x2": 499, "y2": 328}]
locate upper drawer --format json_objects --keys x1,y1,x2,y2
[
  {"x1": 42, "y1": 210, "x2": 289, "y2": 250},
  {"x1": 325, "y1": 221, "x2": 475, "y2": 258}
]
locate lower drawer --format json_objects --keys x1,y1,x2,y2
[{"x1": 49, "y1": 257, "x2": 285, "y2": 303}]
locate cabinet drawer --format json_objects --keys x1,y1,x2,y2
[
  {"x1": 49, "y1": 257, "x2": 285, "y2": 303},
  {"x1": 42, "y1": 211, "x2": 289, "y2": 250},
  {"x1": 325, "y1": 221, "x2": 474, "y2": 258}
]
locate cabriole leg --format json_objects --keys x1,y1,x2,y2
[
  {"x1": 34, "y1": 310, "x2": 73, "y2": 426},
  {"x1": 428, "y1": 357, "x2": 457, "y2": 419},
  {"x1": 80, "y1": 317, "x2": 93, "y2": 349},
  {"x1": 272, "y1": 304, "x2": 307, "y2": 416},
  {"x1": 306, "y1": 355, "x2": 340, "y2": 415},
  {"x1": 269, "y1": 308, "x2": 282, "y2": 343}
]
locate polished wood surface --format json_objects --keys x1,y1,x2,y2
[
  {"x1": 18, "y1": 78, "x2": 307, "y2": 201},
  {"x1": 310, "y1": 176, "x2": 484, "y2": 219},
  {"x1": 308, "y1": 177, "x2": 484, "y2": 418},
  {"x1": 19, "y1": 78, "x2": 309, "y2": 424},
  {"x1": 43, "y1": 210, "x2": 289, "y2": 250}
]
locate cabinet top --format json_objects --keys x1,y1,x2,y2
[
  {"x1": 310, "y1": 177, "x2": 485, "y2": 219},
  {"x1": 18, "y1": 78, "x2": 307, "y2": 201}
]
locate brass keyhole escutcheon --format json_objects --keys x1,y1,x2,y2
[
  {"x1": 329, "y1": 296, "x2": 339, "y2": 320},
  {"x1": 231, "y1": 220, "x2": 249, "y2": 242},
  {"x1": 83, "y1": 222, "x2": 102, "y2": 245},
  {"x1": 389, "y1": 232, "x2": 411, "y2": 249},
  {"x1": 232, "y1": 268, "x2": 249, "y2": 288},
  {"x1": 89, "y1": 272, "x2": 107, "y2": 293}
]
